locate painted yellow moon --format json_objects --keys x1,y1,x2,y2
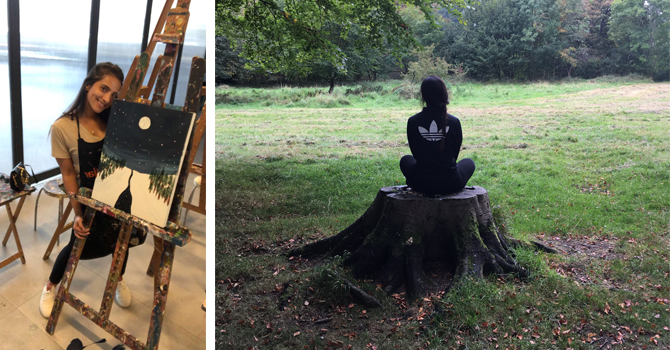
[{"x1": 138, "y1": 116, "x2": 151, "y2": 130}]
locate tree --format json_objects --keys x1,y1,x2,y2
[
  {"x1": 307, "y1": 22, "x2": 385, "y2": 93},
  {"x1": 216, "y1": 0, "x2": 472, "y2": 76},
  {"x1": 579, "y1": 0, "x2": 615, "y2": 77},
  {"x1": 149, "y1": 167, "x2": 176, "y2": 204},
  {"x1": 404, "y1": 44, "x2": 460, "y2": 84},
  {"x1": 609, "y1": 0, "x2": 670, "y2": 76},
  {"x1": 558, "y1": 47, "x2": 579, "y2": 76},
  {"x1": 448, "y1": 0, "x2": 539, "y2": 80},
  {"x1": 98, "y1": 150, "x2": 125, "y2": 180},
  {"x1": 556, "y1": 0, "x2": 589, "y2": 76},
  {"x1": 215, "y1": 36, "x2": 247, "y2": 84}
]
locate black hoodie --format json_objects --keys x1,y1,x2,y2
[{"x1": 406, "y1": 107, "x2": 462, "y2": 177}]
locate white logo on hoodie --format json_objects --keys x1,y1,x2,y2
[{"x1": 419, "y1": 120, "x2": 449, "y2": 141}]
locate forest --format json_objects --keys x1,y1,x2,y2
[{"x1": 216, "y1": 0, "x2": 669, "y2": 86}]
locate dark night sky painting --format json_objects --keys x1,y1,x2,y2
[{"x1": 91, "y1": 100, "x2": 195, "y2": 227}]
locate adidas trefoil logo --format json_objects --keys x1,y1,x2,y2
[{"x1": 419, "y1": 120, "x2": 449, "y2": 141}]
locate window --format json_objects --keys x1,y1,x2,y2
[
  {"x1": 19, "y1": 0, "x2": 91, "y2": 174},
  {"x1": 97, "y1": 0, "x2": 147, "y2": 81},
  {"x1": 3, "y1": 0, "x2": 205, "y2": 179}
]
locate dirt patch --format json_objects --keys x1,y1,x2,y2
[
  {"x1": 571, "y1": 83, "x2": 668, "y2": 99},
  {"x1": 574, "y1": 178, "x2": 614, "y2": 195},
  {"x1": 535, "y1": 234, "x2": 620, "y2": 260},
  {"x1": 536, "y1": 234, "x2": 624, "y2": 290},
  {"x1": 453, "y1": 83, "x2": 670, "y2": 118}
]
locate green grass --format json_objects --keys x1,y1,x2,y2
[
  {"x1": 216, "y1": 75, "x2": 653, "y2": 109},
  {"x1": 215, "y1": 79, "x2": 670, "y2": 349}
]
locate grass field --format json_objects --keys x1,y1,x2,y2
[{"x1": 215, "y1": 78, "x2": 670, "y2": 349}]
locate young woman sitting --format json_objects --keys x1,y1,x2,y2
[{"x1": 400, "y1": 75, "x2": 475, "y2": 195}]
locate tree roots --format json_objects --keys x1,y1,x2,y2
[{"x1": 289, "y1": 186, "x2": 551, "y2": 299}]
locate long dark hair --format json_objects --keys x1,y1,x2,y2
[
  {"x1": 60, "y1": 62, "x2": 124, "y2": 123},
  {"x1": 420, "y1": 75, "x2": 449, "y2": 151}
]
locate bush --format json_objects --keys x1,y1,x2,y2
[
  {"x1": 652, "y1": 69, "x2": 669, "y2": 82},
  {"x1": 402, "y1": 44, "x2": 464, "y2": 84},
  {"x1": 590, "y1": 74, "x2": 650, "y2": 83},
  {"x1": 344, "y1": 83, "x2": 385, "y2": 96},
  {"x1": 392, "y1": 83, "x2": 420, "y2": 100},
  {"x1": 215, "y1": 91, "x2": 253, "y2": 105}
]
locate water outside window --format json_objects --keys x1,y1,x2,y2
[
  {"x1": 4, "y1": 0, "x2": 204, "y2": 176},
  {"x1": 97, "y1": 0, "x2": 146, "y2": 86},
  {"x1": 20, "y1": 0, "x2": 90, "y2": 175}
]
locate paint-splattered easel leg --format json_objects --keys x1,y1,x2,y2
[
  {"x1": 100, "y1": 222, "x2": 133, "y2": 321},
  {"x1": 146, "y1": 238, "x2": 163, "y2": 278},
  {"x1": 46, "y1": 207, "x2": 96, "y2": 334},
  {"x1": 146, "y1": 238, "x2": 175, "y2": 349}
]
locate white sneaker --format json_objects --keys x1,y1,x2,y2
[
  {"x1": 115, "y1": 280, "x2": 132, "y2": 308},
  {"x1": 39, "y1": 283, "x2": 57, "y2": 319}
]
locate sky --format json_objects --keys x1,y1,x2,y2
[{"x1": 103, "y1": 100, "x2": 195, "y2": 174}]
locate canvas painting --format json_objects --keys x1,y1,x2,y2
[{"x1": 91, "y1": 100, "x2": 196, "y2": 227}]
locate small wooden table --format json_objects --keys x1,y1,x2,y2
[{"x1": 0, "y1": 173, "x2": 35, "y2": 270}]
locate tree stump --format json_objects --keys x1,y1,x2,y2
[{"x1": 289, "y1": 186, "x2": 531, "y2": 298}]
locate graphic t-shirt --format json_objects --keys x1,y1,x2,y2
[{"x1": 406, "y1": 108, "x2": 462, "y2": 174}]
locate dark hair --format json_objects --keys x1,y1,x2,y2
[
  {"x1": 420, "y1": 75, "x2": 449, "y2": 151},
  {"x1": 60, "y1": 62, "x2": 124, "y2": 123}
]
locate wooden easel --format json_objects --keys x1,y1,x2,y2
[
  {"x1": 181, "y1": 93, "x2": 206, "y2": 217},
  {"x1": 45, "y1": 1, "x2": 205, "y2": 349},
  {"x1": 147, "y1": 95, "x2": 205, "y2": 278}
]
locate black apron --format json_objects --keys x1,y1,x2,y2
[{"x1": 73, "y1": 117, "x2": 145, "y2": 258}]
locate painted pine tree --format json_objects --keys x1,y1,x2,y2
[
  {"x1": 149, "y1": 167, "x2": 175, "y2": 204},
  {"x1": 98, "y1": 151, "x2": 126, "y2": 180}
]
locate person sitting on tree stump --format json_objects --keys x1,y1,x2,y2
[
  {"x1": 289, "y1": 76, "x2": 557, "y2": 302},
  {"x1": 400, "y1": 75, "x2": 475, "y2": 195}
]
